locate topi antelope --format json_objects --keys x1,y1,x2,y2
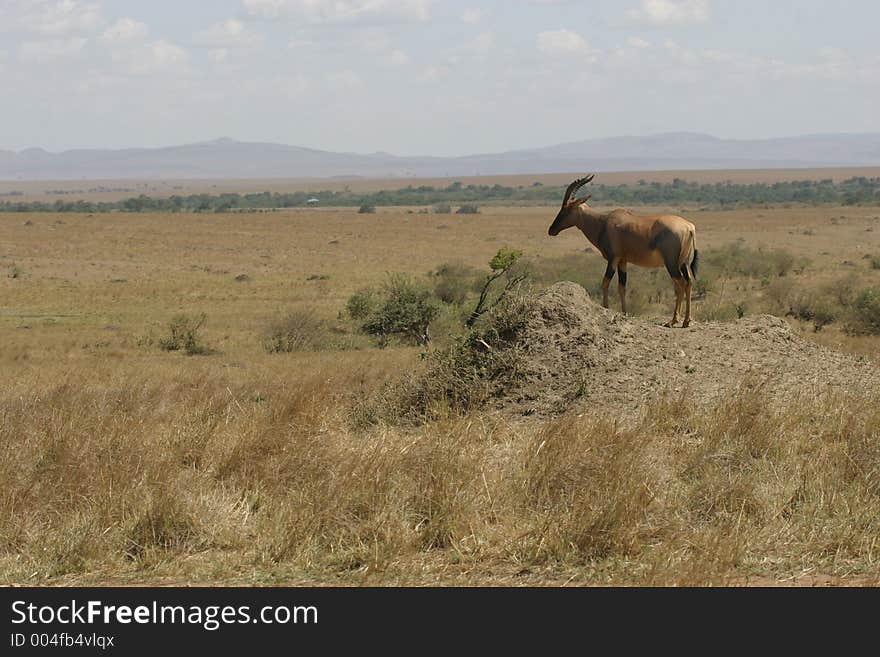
[{"x1": 547, "y1": 174, "x2": 699, "y2": 327}]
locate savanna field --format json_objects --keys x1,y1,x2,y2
[{"x1": 2, "y1": 194, "x2": 880, "y2": 585}]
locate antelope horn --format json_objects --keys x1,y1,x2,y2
[{"x1": 561, "y1": 173, "x2": 595, "y2": 205}]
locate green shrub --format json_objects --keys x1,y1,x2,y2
[
  {"x1": 361, "y1": 274, "x2": 440, "y2": 346},
  {"x1": 788, "y1": 294, "x2": 837, "y2": 331},
  {"x1": 379, "y1": 288, "x2": 534, "y2": 422},
  {"x1": 869, "y1": 255, "x2": 880, "y2": 270},
  {"x1": 345, "y1": 288, "x2": 377, "y2": 320},
  {"x1": 159, "y1": 313, "x2": 210, "y2": 355},
  {"x1": 845, "y1": 288, "x2": 880, "y2": 335},
  {"x1": 432, "y1": 263, "x2": 481, "y2": 305},
  {"x1": 456, "y1": 204, "x2": 480, "y2": 214},
  {"x1": 433, "y1": 204, "x2": 452, "y2": 214},
  {"x1": 358, "y1": 205, "x2": 376, "y2": 214},
  {"x1": 703, "y1": 243, "x2": 798, "y2": 279},
  {"x1": 263, "y1": 310, "x2": 328, "y2": 352}
]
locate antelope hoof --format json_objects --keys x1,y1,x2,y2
[
  {"x1": 664, "y1": 320, "x2": 678, "y2": 328},
  {"x1": 682, "y1": 319, "x2": 691, "y2": 328}
]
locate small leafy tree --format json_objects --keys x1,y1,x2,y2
[
  {"x1": 467, "y1": 247, "x2": 527, "y2": 327},
  {"x1": 358, "y1": 204, "x2": 376, "y2": 214}
]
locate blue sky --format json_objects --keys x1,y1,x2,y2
[{"x1": 1, "y1": 1, "x2": 878, "y2": 155}]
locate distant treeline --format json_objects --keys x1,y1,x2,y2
[{"x1": 3, "y1": 177, "x2": 880, "y2": 213}]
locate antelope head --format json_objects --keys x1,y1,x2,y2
[{"x1": 547, "y1": 174, "x2": 594, "y2": 236}]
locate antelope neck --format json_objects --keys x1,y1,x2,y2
[{"x1": 573, "y1": 205, "x2": 608, "y2": 252}]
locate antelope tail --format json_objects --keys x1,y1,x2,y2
[{"x1": 681, "y1": 229, "x2": 698, "y2": 280}]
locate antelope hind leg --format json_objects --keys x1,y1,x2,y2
[
  {"x1": 682, "y1": 278, "x2": 693, "y2": 328},
  {"x1": 665, "y1": 278, "x2": 684, "y2": 327}
]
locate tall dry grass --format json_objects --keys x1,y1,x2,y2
[{"x1": 2, "y1": 364, "x2": 879, "y2": 585}]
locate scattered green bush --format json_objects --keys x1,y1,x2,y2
[
  {"x1": 358, "y1": 205, "x2": 376, "y2": 214},
  {"x1": 379, "y1": 288, "x2": 534, "y2": 422},
  {"x1": 788, "y1": 295, "x2": 837, "y2": 331},
  {"x1": 263, "y1": 310, "x2": 329, "y2": 353},
  {"x1": 703, "y1": 243, "x2": 799, "y2": 279},
  {"x1": 433, "y1": 204, "x2": 452, "y2": 214},
  {"x1": 360, "y1": 274, "x2": 440, "y2": 346},
  {"x1": 456, "y1": 204, "x2": 480, "y2": 214},
  {"x1": 845, "y1": 288, "x2": 880, "y2": 335},
  {"x1": 159, "y1": 313, "x2": 211, "y2": 355},
  {"x1": 432, "y1": 263, "x2": 481, "y2": 305},
  {"x1": 345, "y1": 288, "x2": 377, "y2": 320}
]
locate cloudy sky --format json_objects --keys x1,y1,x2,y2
[{"x1": 1, "y1": 0, "x2": 878, "y2": 155}]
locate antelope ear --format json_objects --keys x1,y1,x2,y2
[{"x1": 574, "y1": 194, "x2": 592, "y2": 204}]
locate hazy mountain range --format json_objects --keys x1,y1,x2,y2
[{"x1": 2, "y1": 133, "x2": 880, "y2": 180}]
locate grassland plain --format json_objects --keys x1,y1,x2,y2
[{"x1": 1, "y1": 198, "x2": 879, "y2": 585}]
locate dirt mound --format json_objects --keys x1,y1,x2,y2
[{"x1": 494, "y1": 282, "x2": 878, "y2": 416}]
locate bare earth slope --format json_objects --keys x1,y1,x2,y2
[{"x1": 500, "y1": 282, "x2": 878, "y2": 416}]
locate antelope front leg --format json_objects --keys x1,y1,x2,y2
[
  {"x1": 617, "y1": 262, "x2": 628, "y2": 315},
  {"x1": 601, "y1": 260, "x2": 616, "y2": 309}
]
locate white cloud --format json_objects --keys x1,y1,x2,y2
[
  {"x1": 111, "y1": 39, "x2": 189, "y2": 75},
  {"x1": 627, "y1": 36, "x2": 651, "y2": 49},
  {"x1": 194, "y1": 19, "x2": 262, "y2": 48},
  {"x1": 358, "y1": 29, "x2": 390, "y2": 52},
  {"x1": 467, "y1": 32, "x2": 495, "y2": 55},
  {"x1": 327, "y1": 70, "x2": 363, "y2": 90},
  {"x1": 102, "y1": 18, "x2": 149, "y2": 42},
  {"x1": 628, "y1": 0, "x2": 709, "y2": 25},
  {"x1": 387, "y1": 49, "x2": 409, "y2": 65},
  {"x1": 1, "y1": 0, "x2": 104, "y2": 35},
  {"x1": 242, "y1": 0, "x2": 432, "y2": 23},
  {"x1": 462, "y1": 8, "x2": 489, "y2": 24},
  {"x1": 209, "y1": 48, "x2": 228, "y2": 63},
  {"x1": 19, "y1": 37, "x2": 87, "y2": 62},
  {"x1": 417, "y1": 65, "x2": 449, "y2": 82},
  {"x1": 536, "y1": 28, "x2": 589, "y2": 54}
]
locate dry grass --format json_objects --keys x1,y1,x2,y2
[
  {"x1": 1, "y1": 201, "x2": 879, "y2": 585},
  {"x1": 2, "y1": 366, "x2": 879, "y2": 586}
]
